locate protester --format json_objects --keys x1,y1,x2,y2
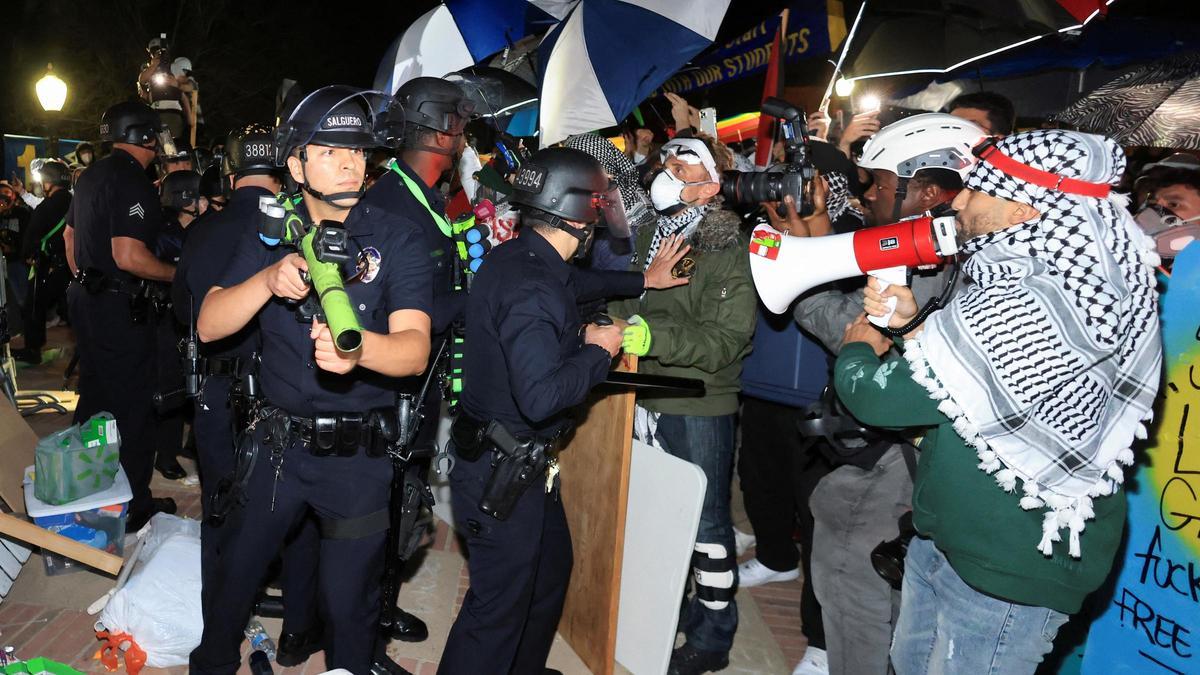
[
  {"x1": 611, "y1": 133, "x2": 756, "y2": 675},
  {"x1": 947, "y1": 91, "x2": 1017, "y2": 136},
  {"x1": 788, "y1": 113, "x2": 988, "y2": 675},
  {"x1": 842, "y1": 129, "x2": 1160, "y2": 674},
  {"x1": 0, "y1": 182, "x2": 32, "y2": 314}
]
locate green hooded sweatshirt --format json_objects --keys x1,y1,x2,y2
[{"x1": 610, "y1": 208, "x2": 757, "y2": 416}]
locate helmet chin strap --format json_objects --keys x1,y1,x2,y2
[{"x1": 298, "y1": 148, "x2": 364, "y2": 208}]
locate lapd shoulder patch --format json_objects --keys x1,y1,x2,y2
[{"x1": 513, "y1": 165, "x2": 546, "y2": 193}]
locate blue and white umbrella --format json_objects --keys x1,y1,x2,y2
[
  {"x1": 374, "y1": 1, "x2": 566, "y2": 95},
  {"x1": 538, "y1": 0, "x2": 731, "y2": 145}
]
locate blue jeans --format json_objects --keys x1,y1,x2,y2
[
  {"x1": 891, "y1": 537, "x2": 1070, "y2": 675},
  {"x1": 653, "y1": 412, "x2": 738, "y2": 654}
]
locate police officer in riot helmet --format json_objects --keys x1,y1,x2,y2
[
  {"x1": 173, "y1": 121, "x2": 326, "y2": 669},
  {"x1": 151, "y1": 170, "x2": 203, "y2": 482},
  {"x1": 13, "y1": 159, "x2": 72, "y2": 364},
  {"x1": 352, "y1": 77, "x2": 474, "y2": 658},
  {"x1": 66, "y1": 100, "x2": 178, "y2": 532},
  {"x1": 190, "y1": 86, "x2": 432, "y2": 674},
  {"x1": 438, "y1": 147, "x2": 632, "y2": 673}
]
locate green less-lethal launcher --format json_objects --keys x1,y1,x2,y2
[{"x1": 299, "y1": 227, "x2": 362, "y2": 352}]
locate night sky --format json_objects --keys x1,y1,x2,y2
[{"x1": 0, "y1": 0, "x2": 441, "y2": 143}]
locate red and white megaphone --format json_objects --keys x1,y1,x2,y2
[{"x1": 749, "y1": 216, "x2": 959, "y2": 326}]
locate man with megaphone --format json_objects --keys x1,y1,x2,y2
[
  {"x1": 838, "y1": 129, "x2": 1161, "y2": 674},
  {"x1": 749, "y1": 112, "x2": 986, "y2": 675}
]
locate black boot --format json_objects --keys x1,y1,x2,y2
[
  {"x1": 370, "y1": 640, "x2": 414, "y2": 675},
  {"x1": 387, "y1": 607, "x2": 429, "y2": 643},
  {"x1": 668, "y1": 644, "x2": 729, "y2": 675},
  {"x1": 276, "y1": 625, "x2": 324, "y2": 668},
  {"x1": 155, "y1": 455, "x2": 187, "y2": 480}
]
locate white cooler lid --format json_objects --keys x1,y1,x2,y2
[{"x1": 22, "y1": 465, "x2": 133, "y2": 518}]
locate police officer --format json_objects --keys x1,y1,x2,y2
[
  {"x1": 66, "y1": 100, "x2": 178, "y2": 532},
  {"x1": 190, "y1": 86, "x2": 431, "y2": 674},
  {"x1": 15, "y1": 160, "x2": 72, "y2": 365},
  {"x1": 152, "y1": 170, "x2": 204, "y2": 481},
  {"x1": 439, "y1": 147, "x2": 631, "y2": 674},
  {"x1": 174, "y1": 123, "x2": 322, "y2": 668},
  {"x1": 361, "y1": 76, "x2": 474, "y2": 655}
]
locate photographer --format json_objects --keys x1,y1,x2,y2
[
  {"x1": 610, "y1": 134, "x2": 756, "y2": 675},
  {"x1": 138, "y1": 35, "x2": 192, "y2": 142},
  {"x1": 785, "y1": 114, "x2": 988, "y2": 675},
  {"x1": 840, "y1": 129, "x2": 1159, "y2": 674}
]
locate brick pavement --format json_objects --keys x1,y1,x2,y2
[{"x1": 2, "y1": 328, "x2": 811, "y2": 673}]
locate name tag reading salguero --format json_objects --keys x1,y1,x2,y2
[
  {"x1": 513, "y1": 166, "x2": 547, "y2": 193},
  {"x1": 325, "y1": 114, "x2": 364, "y2": 128}
]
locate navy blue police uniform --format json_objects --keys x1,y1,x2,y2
[
  {"x1": 437, "y1": 229, "x2": 642, "y2": 674},
  {"x1": 173, "y1": 186, "x2": 319, "y2": 640},
  {"x1": 363, "y1": 160, "x2": 457, "y2": 436},
  {"x1": 152, "y1": 214, "x2": 189, "y2": 479},
  {"x1": 20, "y1": 186, "x2": 71, "y2": 355},
  {"x1": 189, "y1": 196, "x2": 431, "y2": 675},
  {"x1": 67, "y1": 147, "x2": 164, "y2": 524}
]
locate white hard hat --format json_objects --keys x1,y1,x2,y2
[
  {"x1": 170, "y1": 57, "x2": 193, "y2": 77},
  {"x1": 858, "y1": 113, "x2": 988, "y2": 180}
]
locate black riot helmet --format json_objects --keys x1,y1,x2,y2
[
  {"x1": 273, "y1": 85, "x2": 391, "y2": 206},
  {"x1": 100, "y1": 100, "x2": 169, "y2": 148},
  {"x1": 199, "y1": 165, "x2": 227, "y2": 206},
  {"x1": 224, "y1": 123, "x2": 277, "y2": 176},
  {"x1": 510, "y1": 147, "x2": 630, "y2": 257},
  {"x1": 390, "y1": 77, "x2": 476, "y2": 152},
  {"x1": 38, "y1": 160, "x2": 72, "y2": 189},
  {"x1": 273, "y1": 85, "x2": 389, "y2": 165},
  {"x1": 160, "y1": 170, "x2": 203, "y2": 216}
]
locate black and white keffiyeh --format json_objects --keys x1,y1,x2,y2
[
  {"x1": 564, "y1": 133, "x2": 656, "y2": 230},
  {"x1": 641, "y1": 204, "x2": 711, "y2": 271},
  {"x1": 904, "y1": 129, "x2": 1162, "y2": 558}
]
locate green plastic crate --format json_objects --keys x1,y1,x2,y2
[
  {"x1": 33, "y1": 412, "x2": 121, "y2": 506},
  {"x1": 0, "y1": 657, "x2": 84, "y2": 675}
]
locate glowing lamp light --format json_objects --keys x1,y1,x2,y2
[
  {"x1": 859, "y1": 94, "x2": 882, "y2": 113},
  {"x1": 834, "y1": 77, "x2": 855, "y2": 98},
  {"x1": 36, "y1": 64, "x2": 67, "y2": 112}
]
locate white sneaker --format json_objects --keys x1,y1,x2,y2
[
  {"x1": 792, "y1": 646, "x2": 829, "y2": 675},
  {"x1": 734, "y1": 527, "x2": 756, "y2": 556},
  {"x1": 737, "y1": 558, "x2": 800, "y2": 588}
]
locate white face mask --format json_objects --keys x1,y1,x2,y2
[
  {"x1": 1135, "y1": 204, "x2": 1200, "y2": 258},
  {"x1": 650, "y1": 169, "x2": 711, "y2": 215}
]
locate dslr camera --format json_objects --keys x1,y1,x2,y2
[{"x1": 720, "y1": 97, "x2": 817, "y2": 216}]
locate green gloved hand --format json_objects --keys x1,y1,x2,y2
[{"x1": 622, "y1": 315, "x2": 652, "y2": 357}]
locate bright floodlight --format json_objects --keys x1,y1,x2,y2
[
  {"x1": 36, "y1": 64, "x2": 67, "y2": 112},
  {"x1": 834, "y1": 77, "x2": 855, "y2": 97},
  {"x1": 859, "y1": 94, "x2": 881, "y2": 113}
]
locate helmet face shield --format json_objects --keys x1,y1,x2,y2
[{"x1": 596, "y1": 182, "x2": 631, "y2": 238}]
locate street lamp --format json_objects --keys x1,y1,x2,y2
[
  {"x1": 35, "y1": 63, "x2": 67, "y2": 157},
  {"x1": 36, "y1": 63, "x2": 67, "y2": 112}
]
